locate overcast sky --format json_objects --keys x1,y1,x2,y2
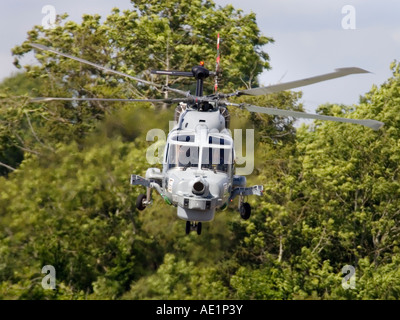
[{"x1": 1, "y1": 0, "x2": 399, "y2": 114}]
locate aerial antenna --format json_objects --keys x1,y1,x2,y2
[{"x1": 214, "y1": 33, "x2": 221, "y2": 93}]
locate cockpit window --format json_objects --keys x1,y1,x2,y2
[
  {"x1": 168, "y1": 144, "x2": 199, "y2": 169},
  {"x1": 166, "y1": 134, "x2": 233, "y2": 173},
  {"x1": 172, "y1": 135, "x2": 195, "y2": 143},
  {"x1": 208, "y1": 136, "x2": 231, "y2": 145},
  {"x1": 201, "y1": 147, "x2": 232, "y2": 173}
]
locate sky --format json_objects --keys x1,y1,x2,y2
[{"x1": 1, "y1": 0, "x2": 399, "y2": 115}]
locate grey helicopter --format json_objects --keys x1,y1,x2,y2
[{"x1": 29, "y1": 38, "x2": 384, "y2": 235}]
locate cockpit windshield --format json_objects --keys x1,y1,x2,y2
[
  {"x1": 201, "y1": 147, "x2": 232, "y2": 173},
  {"x1": 168, "y1": 144, "x2": 199, "y2": 169},
  {"x1": 166, "y1": 133, "x2": 233, "y2": 174},
  {"x1": 201, "y1": 136, "x2": 232, "y2": 173}
]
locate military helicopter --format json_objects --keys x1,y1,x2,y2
[{"x1": 29, "y1": 38, "x2": 384, "y2": 235}]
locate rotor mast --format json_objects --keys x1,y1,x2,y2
[
  {"x1": 151, "y1": 62, "x2": 211, "y2": 98},
  {"x1": 192, "y1": 62, "x2": 210, "y2": 97}
]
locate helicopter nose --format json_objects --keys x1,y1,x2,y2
[{"x1": 191, "y1": 178, "x2": 209, "y2": 196}]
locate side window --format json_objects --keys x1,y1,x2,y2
[
  {"x1": 164, "y1": 144, "x2": 169, "y2": 164},
  {"x1": 168, "y1": 145, "x2": 178, "y2": 169}
]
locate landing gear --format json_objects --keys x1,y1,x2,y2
[
  {"x1": 186, "y1": 221, "x2": 191, "y2": 235},
  {"x1": 240, "y1": 202, "x2": 251, "y2": 220},
  {"x1": 136, "y1": 187, "x2": 152, "y2": 211},
  {"x1": 197, "y1": 222, "x2": 202, "y2": 235},
  {"x1": 238, "y1": 195, "x2": 251, "y2": 220},
  {"x1": 185, "y1": 221, "x2": 202, "y2": 235},
  {"x1": 136, "y1": 194, "x2": 147, "y2": 211}
]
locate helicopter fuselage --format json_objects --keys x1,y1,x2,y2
[
  {"x1": 162, "y1": 107, "x2": 234, "y2": 221},
  {"x1": 131, "y1": 105, "x2": 263, "y2": 229}
]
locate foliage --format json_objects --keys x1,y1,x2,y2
[
  {"x1": 1, "y1": 0, "x2": 400, "y2": 300},
  {"x1": 12, "y1": 0, "x2": 272, "y2": 104},
  {"x1": 122, "y1": 254, "x2": 229, "y2": 300}
]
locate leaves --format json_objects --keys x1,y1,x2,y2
[{"x1": 1, "y1": 0, "x2": 400, "y2": 300}]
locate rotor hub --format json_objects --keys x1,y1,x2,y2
[{"x1": 192, "y1": 66, "x2": 210, "y2": 80}]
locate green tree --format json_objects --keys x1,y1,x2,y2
[
  {"x1": 123, "y1": 253, "x2": 229, "y2": 299},
  {"x1": 12, "y1": 0, "x2": 272, "y2": 104},
  {"x1": 6, "y1": 0, "x2": 280, "y2": 171},
  {"x1": 5, "y1": 0, "x2": 400, "y2": 301},
  {"x1": 228, "y1": 62, "x2": 400, "y2": 299},
  {"x1": 0, "y1": 116, "x2": 156, "y2": 298}
]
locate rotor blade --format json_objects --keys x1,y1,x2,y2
[
  {"x1": 151, "y1": 70, "x2": 194, "y2": 77},
  {"x1": 30, "y1": 43, "x2": 158, "y2": 86},
  {"x1": 235, "y1": 68, "x2": 370, "y2": 96},
  {"x1": 29, "y1": 43, "x2": 190, "y2": 97},
  {"x1": 151, "y1": 70, "x2": 216, "y2": 77},
  {"x1": 30, "y1": 97, "x2": 178, "y2": 103},
  {"x1": 227, "y1": 103, "x2": 384, "y2": 131}
]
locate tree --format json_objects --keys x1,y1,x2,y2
[
  {"x1": 6, "y1": 0, "x2": 400, "y2": 301},
  {"x1": 12, "y1": 0, "x2": 272, "y2": 105},
  {"x1": 228, "y1": 62, "x2": 400, "y2": 299},
  {"x1": 5, "y1": 0, "x2": 279, "y2": 174}
]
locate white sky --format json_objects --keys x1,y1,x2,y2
[{"x1": 0, "y1": 0, "x2": 399, "y2": 114}]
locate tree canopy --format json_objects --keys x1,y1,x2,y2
[{"x1": 1, "y1": 0, "x2": 400, "y2": 300}]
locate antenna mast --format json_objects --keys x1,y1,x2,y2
[{"x1": 214, "y1": 33, "x2": 221, "y2": 93}]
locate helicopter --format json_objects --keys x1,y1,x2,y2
[{"x1": 29, "y1": 38, "x2": 384, "y2": 235}]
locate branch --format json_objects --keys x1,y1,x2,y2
[
  {"x1": 14, "y1": 144, "x2": 41, "y2": 156},
  {"x1": 311, "y1": 226, "x2": 327, "y2": 254},
  {"x1": 278, "y1": 234, "x2": 283, "y2": 262},
  {"x1": 0, "y1": 161, "x2": 16, "y2": 171},
  {"x1": 239, "y1": 75, "x2": 251, "y2": 89},
  {"x1": 11, "y1": 131, "x2": 41, "y2": 156},
  {"x1": 25, "y1": 111, "x2": 54, "y2": 152}
]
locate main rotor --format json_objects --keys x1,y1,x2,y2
[{"x1": 28, "y1": 42, "x2": 384, "y2": 131}]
